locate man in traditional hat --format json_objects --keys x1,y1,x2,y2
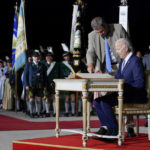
[
  {"x1": 24, "y1": 51, "x2": 47, "y2": 118},
  {"x1": 59, "y1": 43, "x2": 77, "y2": 116},
  {"x1": 43, "y1": 47, "x2": 59, "y2": 117},
  {"x1": 60, "y1": 43, "x2": 84, "y2": 116},
  {"x1": 0, "y1": 60, "x2": 5, "y2": 109}
]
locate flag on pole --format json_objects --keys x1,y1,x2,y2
[
  {"x1": 70, "y1": 5, "x2": 79, "y2": 51},
  {"x1": 15, "y1": 0, "x2": 27, "y2": 72},
  {"x1": 12, "y1": 3, "x2": 18, "y2": 67},
  {"x1": 119, "y1": 5, "x2": 128, "y2": 32}
]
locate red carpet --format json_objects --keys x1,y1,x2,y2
[
  {"x1": 13, "y1": 134, "x2": 150, "y2": 150},
  {"x1": 0, "y1": 114, "x2": 100, "y2": 131},
  {"x1": 0, "y1": 114, "x2": 146, "y2": 131}
]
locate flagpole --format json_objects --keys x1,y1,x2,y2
[
  {"x1": 120, "y1": 0, "x2": 127, "y2": 6},
  {"x1": 14, "y1": 1, "x2": 18, "y2": 113},
  {"x1": 70, "y1": 0, "x2": 86, "y2": 116},
  {"x1": 14, "y1": 1, "x2": 18, "y2": 13}
]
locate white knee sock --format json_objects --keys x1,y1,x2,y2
[
  {"x1": 26, "y1": 100, "x2": 30, "y2": 112},
  {"x1": 42, "y1": 99, "x2": 46, "y2": 113},
  {"x1": 29, "y1": 101, "x2": 34, "y2": 114},
  {"x1": 71, "y1": 100, "x2": 75, "y2": 114},
  {"x1": 35, "y1": 100, "x2": 41, "y2": 115},
  {"x1": 78, "y1": 99, "x2": 82, "y2": 112},
  {"x1": 53, "y1": 101, "x2": 56, "y2": 114},
  {"x1": 65, "y1": 101, "x2": 69, "y2": 113},
  {"x1": 45, "y1": 101, "x2": 50, "y2": 113}
]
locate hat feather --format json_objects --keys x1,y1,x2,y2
[{"x1": 61, "y1": 43, "x2": 69, "y2": 52}]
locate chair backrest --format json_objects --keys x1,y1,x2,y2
[{"x1": 145, "y1": 70, "x2": 150, "y2": 106}]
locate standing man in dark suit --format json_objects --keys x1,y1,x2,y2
[
  {"x1": 24, "y1": 51, "x2": 47, "y2": 118},
  {"x1": 142, "y1": 48, "x2": 150, "y2": 70},
  {"x1": 93, "y1": 38, "x2": 147, "y2": 137},
  {"x1": 142, "y1": 46, "x2": 150, "y2": 127}
]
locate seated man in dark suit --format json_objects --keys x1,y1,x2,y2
[{"x1": 94, "y1": 38, "x2": 147, "y2": 137}]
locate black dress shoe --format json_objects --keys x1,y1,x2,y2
[
  {"x1": 78, "y1": 112, "x2": 82, "y2": 116},
  {"x1": 71, "y1": 113, "x2": 75, "y2": 116},
  {"x1": 26, "y1": 111, "x2": 30, "y2": 116},
  {"x1": 98, "y1": 128, "x2": 118, "y2": 142},
  {"x1": 90, "y1": 110, "x2": 95, "y2": 116},
  {"x1": 96, "y1": 127, "x2": 107, "y2": 135},
  {"x1": 145, "y1": 121, "x2": 148, "y2": 127},
  {"x1": 105, "y1": 128, "x2": 118, "y2": 136},
  {"x1": 64, "y1": 113, "x2": 69, "y2": 117},
  {"x1": 127, "y1": 127, "x2": 135, "y2": 137},
  {"x1": 30, "y1": 113, "x2": 34, "y2": 118},
  {"x1": 41, "y1": 111, "x2": 46, "y2": 115},
  {"x1": 37, "y1": 113, "x2": 43, "y2": 118},
  {"x1": 46, "y1": 113, "x2": 50, "y2": 117}
]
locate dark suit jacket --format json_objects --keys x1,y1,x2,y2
[
  {"x1": 142, "y1": 53, "x2": 150, "y2": 70},
  {"x1": 24, "y1": 61, "x2": 47, "y2": 88},
  {"x1": 115, "y1": 54, "x2": 147, "y2": 104}
]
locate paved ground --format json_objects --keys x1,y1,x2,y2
[{"x1": 0, "y1": 109, "x2": 148, "y2": 150}]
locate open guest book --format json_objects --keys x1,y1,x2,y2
[{"x1": 68, "y1": 73, "x2": 114, "y2": 79}]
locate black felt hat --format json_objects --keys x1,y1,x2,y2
[
  {"x1": 62, "y1": 51, "x2": 70, "y2": 57},
  {"x1": 46, "y1": 52, "x2": 54, "y2": 57},
  {"x1": 32, "y1": 52, "x2": 39, "y2": 57}
]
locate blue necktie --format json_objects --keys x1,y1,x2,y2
[
  {"x1": 121, "y1": 60, "x2": 125, "y2": 72},
  {"x1": 104, "y1": 37, "x2": 112, "y2": 73}
]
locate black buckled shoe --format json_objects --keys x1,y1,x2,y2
[
  {"x1": 105, "y1": 128, "x2": 118, "y2": 136},
  {"x1": 64, "y1": 113, "x2": 69, "y2": 117},
  {"x1": 127, "y1": 127, "x2": 135, "y2": 137},
  {"x1": 46, "y1": 113, "x2": 50, "y2": 117},
  {"x1": 145, "y1": 121, "x2": 148, "y2": 127},
  {"x1": 96, "y1": 127, "x2": 107, "y2": 135},
  {"x1": 71, "y1": 113, "x2": 75, "y2": 116},
  {"x1": 98, "y1": 128, "x2": 118, "y2": 142},
  {"x1": 78, "y1": 112, "x2": 82, "y2": 116},
  {"x1": 37, "y1": 113, "x2": 43, "y2": 118},
  {"x1": 30, "y1": 113, "x2": 34, "y2": 118}
]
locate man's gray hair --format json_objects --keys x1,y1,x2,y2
[
  {"x1": 115, "y1": 38, "x2": 133, "y2": 52},
  {"x1": 91, "y1": 17, "x2": 106, "y2": 30}
]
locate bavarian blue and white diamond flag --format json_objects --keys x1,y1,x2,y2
[
  {"x1": 12, "y1": 5, "x2": 18, "y2": 68},
  {"x1": 15, "y1": 0, "x2": 27, "y2": 72}
]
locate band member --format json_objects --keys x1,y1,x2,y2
[
  {"x1": 44, "y1": 47, "x2": 59, "y2": 117},
  {"x1": 24, "y1": 51, "x2": 47, "y2": 118},
  {"x1": 60, "y1": 43, "x2": 87, "y2": 116}
]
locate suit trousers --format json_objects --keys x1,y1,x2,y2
[{"x1": 93, "y1": 92, "x2": 118, "y2": 129}]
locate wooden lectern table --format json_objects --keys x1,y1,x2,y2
[{"x1": 54, "y1": 74, "x2": 124, "y2": 146}]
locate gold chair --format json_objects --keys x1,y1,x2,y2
[{"x1": 115, "y1": 70, "x2": 150, "y2": 141}]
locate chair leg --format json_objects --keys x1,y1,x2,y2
[
  {"x1": 136, "y1": 115, "x2": 139, "y2": 137},
  {"x1": 122, "y1": 116, "x2": 126, "y2": 141},
  {"x1": 148, "y1": 114, "x2": 150, "y2": 140}
]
